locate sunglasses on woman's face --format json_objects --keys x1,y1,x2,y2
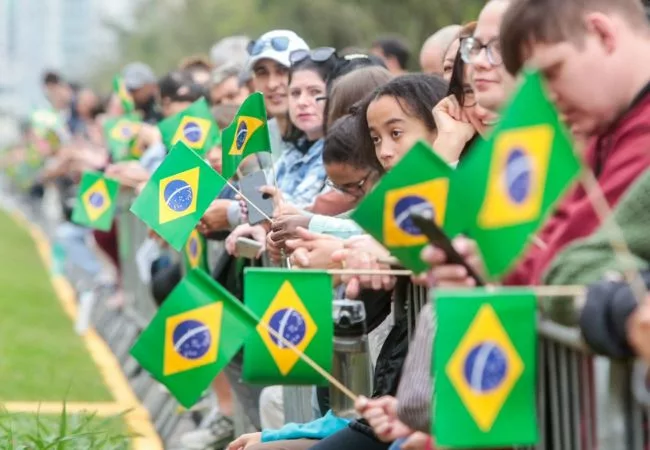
[
  {"x1": 247, "y1": 36, "x2": 291, "y2": 56},
  {"x1": 289, "y1": 47, "x2": 337, "y2": 66}
]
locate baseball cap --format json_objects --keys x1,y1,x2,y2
[
  {"x1": 122, "y1": 62, "x2": 157, "y2": 90},
  {"x1": 246, "y1": 30, "x2": 309, "y2": 72}
]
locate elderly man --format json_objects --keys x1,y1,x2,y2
[{"x1": 419, "y1": 24, "x2": 462, "y2": 75}]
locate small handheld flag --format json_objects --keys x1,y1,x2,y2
[
  {"x1": 158, "y1": 98, "x2": 220, "y2": 157},
  {"x1": 453, "y1": 70, "x2": 582, "y2": 278},
  {"x1": 130, "y1": 142, "x2": 227, "y2": 251},
  {"x1": 71, "y1": 172, "x2": 120, "y2": 231},
  {"x1": 130, "y1": 269, "x2": 257, "y2": 408},
  {"x1": 113, "y1": 75, "x2": 135, "y2": 113},
  {"x1": 434, "y1": 288, "x2": 538, "y2": 448},
  {"x1": 103, "y1": 114, "x2": 142, "y2": 162},
  {"x1": 183, "y1": 229, "x2": 209, "y2": 273},
  {"x1": 243, "y1": 269, "x2": 333, "y2": 385},
  {"x1": 351, "y1": 141, "x2": 453, "y2": 273},
  {"x1": 221, "y1": 92, "x2": 272, "y2": 180}
]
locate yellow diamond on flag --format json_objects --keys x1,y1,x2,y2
[
  {"x1": 383, "y1": 178, "x2": 449, "y2": 248},
  {"x1": 163, "y1": 302, "x2": 223, "y2": 376},
  {"x1": 110, "y1": 119, "x2": 140, "y2": 143},
  {"x1": 228, "y1": 116, "x2": 264, "y2": 156},
  {"x1": 477, "y1": 124, "x2": 553, "y2": 229},
  {"x1": 445, "y1": 304, "x2": 524, "y2": 432},
  {"x1": 173, "y1": 116, "x2": 212, "y2": 150},
  {"x1": 158, "y1": 166, "x2": 200, "y2": 225},
  {"x1": 82, "y1": 178, "x2": 111, "y2": 222},
  {"x1": 257, "y1": 281, "x2": 317, "y2": 376},
  {"x1": 186, "y1": 229, "x2": 202, "y2": 269}
]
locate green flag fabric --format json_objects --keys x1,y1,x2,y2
[
  {"x1": 71, "y1": 172, "x2": 120, "y2": 231},
  {"x1": 102, "y1": 114, "x2": 142, "y2": 162},
  {"x1": 130, "y1": 269, "x2": 257, "y2": 408},
  {"x1": 158, "y1": 97, "x2": 220, "y2": 157},
  {"x1": 113, "y1": 75, "x2": 135, "y2": 113},
  {"x1": 221, "y1": 92, "x2": 272, "y2": 180},
  {"x1": 130, "y1": 142, "x2": 227, "y2": 251},
  {"x1": 452, "y1": 70, "x2": 581, "y2": 278},
  {"x1": 183, "y1": 229, "x2": 209, "y2": 273},
  {"x1": 434, "y1": 288, "x2": 538, "y2": 448},
  {"x1": 243, "y1": 269, "x2": 333, "y2": 385},
  {"x1": 351, "y1": 141, "x2": 454, "y2": 273}
]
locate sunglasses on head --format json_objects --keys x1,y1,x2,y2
[
  {"x1": 247, "y1": 36, "x2": 291, "y2": 56},
  {"x1": 289, "y1": 47, "x2": 337, "y2": 66}
]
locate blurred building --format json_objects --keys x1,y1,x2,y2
[{"x1": 0, "y1": 0, "x2": 134, "y2": 121}]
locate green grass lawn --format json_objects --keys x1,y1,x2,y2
[
  {"x1": 0, "y1": 210, "x2": 113, "y2": 402},
  {"x1": 0, "y1": 410, "x2": 131, "y2": 449}
]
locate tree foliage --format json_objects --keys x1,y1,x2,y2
[{"x1": 88, "y1": 0, "x2": 484, "y2": 90}]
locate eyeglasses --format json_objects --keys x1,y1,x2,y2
[
  {"x1": 247, "y1": 36, "x2": 291, "y2": 56},
  {"x1": 289, "y1": 47, "x2": 337, "y2": 66},
  {"x1": 460, "y1": 37, "x2": 502, "y2": 66},
  {"x1": 326, "y1": 171, "x2": 372, "y2": 197}
]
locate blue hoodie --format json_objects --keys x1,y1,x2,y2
[{"x1": 261, "y1": 410, "x2": 351, "y2": 442}]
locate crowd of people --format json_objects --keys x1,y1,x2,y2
[{"x1": 7, "y1": 0, "x2": 650, "y2": 448}]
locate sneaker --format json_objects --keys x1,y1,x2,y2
[{"x1": 180, "y1": 415, "x2": 234, "y2": 450}]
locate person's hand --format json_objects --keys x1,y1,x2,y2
[
  {"x1": 331, "y1": 235, "x2": 395, "y2": 298},
  {"x1": 355, "y1": 396, "x2": 412, "y2": 442},
  {"x1": 136, "y1": 123, "x2": 162, "y2": 149},
  {"x1": 274, "y1": 202, "x2": 302, "y2": 217},
  {"x1": 285, "y1": 228, "x2": 344, "y2": 269},
  {"x1": 198, "y1": 199, "x2": 234, "y2": 234},
  {"x1": 104, "y1": 163, "x2": 124, "y2": 178},
  {"x1": 270, "y1": 214, "x2": 311, "y2": 249},
  {"x1": 266, "y1": 231, "x2": 284, "y2": 264},
  {"x1": 225, "y1": 223, "x2": 267, "y2": 258},
  {"x1": 226, "y1": 432, "x2": 262, "y2": 450},
  {"x1": 401, "y1": 432, "x2": 434, "y2": 450},
  {"x1": 627, "y1": 300, "x2": 650, "y2": 364},
  {"x1": 432, "y1": 95, "x2": 476, "y2": 162},
  {"x1": 415, "y1": 236, "x2": 485, "y2": 288}
]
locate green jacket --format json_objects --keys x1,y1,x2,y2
[{"x1": 542, "y1": 170, "x2": 650, "y2": 324}]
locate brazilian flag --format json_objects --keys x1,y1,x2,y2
[
  {"x1": 158, "y1": 98, "x2": 220, "y2": 157},
  {"x1": 351, "y1": 141, "x2": 453, "y2": 273},
  {"x1": 434, "y1": 288, "x2": 538, "y2": 447},
  {"x1": 183, "y1": 229, "x2": 209, "y2": 273},
  {"x1": 71, "y1": 172, "x2": 120, "y2": 231},
  {"x1": 103, "y1": 114, "x2": 142, "y2": 162},
  {"x1": 130, "y1": 142, "x2": 227, "y2": 251},
  {"x1": 452, "y1": 70, "x2": 581, "y2": 278},
  {"x1": 130, "y1": 269, "x2": 257, "y2": 408},
  {"x1": 221, "y1": 92, "x2": 272, "y2": 180},
  {"x1": 113, "y1": 75, "x2": 135, "y2": 113},
  {"x1": 243, "y1": 269, "x2": 333, "y2": 385}
]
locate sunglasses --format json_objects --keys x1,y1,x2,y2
[
  {"x1": 247, "y1": 36, "x2": 291, "y2": 56},
  {"x1": 289, "y1": 47, "x2": 337, "y2": 66}
]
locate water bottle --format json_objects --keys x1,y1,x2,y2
[{"x1": 330, "y1": 299, "x2": 374, "y2": 419}]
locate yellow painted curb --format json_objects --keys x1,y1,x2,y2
[
  {"x1": 2, "y1": 402, "x2": 126, "y2": 415},
  {"x1": 7, "y1": 209, "x2": 164, "y2": 450}
]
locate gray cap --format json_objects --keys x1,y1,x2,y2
[{"x1": 122, "y1": 62, "x2": 157, "y2": 90}]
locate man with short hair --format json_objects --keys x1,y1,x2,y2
[
  {"x1": 209, "y1": 62, "x2": 251, "y2": 107},
  {"x1": 419, "y1": 25, "x2": 462, "y2": 75},
  {"x1": 122, "y1": 62, "x2": 162, "y2": 124},
  {"x1": 371, "y1": 35, "x2": 410, "y2": 75}
]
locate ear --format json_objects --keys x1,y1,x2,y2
[{"x1": 584, "y1": 12, "x2": 618, "y2": 54}]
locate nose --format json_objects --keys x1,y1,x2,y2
[
  {"x1": 297, "y1": 91, "x2": 312, "y2": 107},
  {"x1": 268, "y1": 72, "x2": 281, "y2": 90},
  {"x1": 472, "y1": 47, "x2": 491, "y2": 72},
  {"x1": 377, "y1": 143, "x2": 396, "y2": 168}
]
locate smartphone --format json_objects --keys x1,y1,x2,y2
[
  {"x1": 240, "y1": 170, "x2": 275, "y2": 225},
  {"x1": 236, "y1": 237, "x2": 263, "y2": 259},
  {"x1": 409, "y1": 213, "x2": 485, "y2": 286}
]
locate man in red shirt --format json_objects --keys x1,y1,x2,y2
[{"x1": 424, "y1": 0, "x2": 650, "y2": 288}]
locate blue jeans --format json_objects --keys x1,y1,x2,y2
[{"x1": 55, "y1": 222, "x2": 102, "y2": 278}]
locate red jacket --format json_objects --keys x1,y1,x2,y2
[{"x1": 504, "y1": 88, "x2": 650, "y2": 286}]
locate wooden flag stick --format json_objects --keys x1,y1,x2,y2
[
  {"x1": 579, "y1": 169, "x2": 648, "y2": 303},
  {"x1": 257, "y1": 319, "x2": 358, "y2": 402}
]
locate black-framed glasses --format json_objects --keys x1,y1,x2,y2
[
  {"x1": 247, "y1": 36, "x2": 291, "y2": 56},
  {"x1": 326, "y1": 171, "x2": 372, "y2": 197},
  {"x1": 460, "y1": 37, "x2": 502, "y2": 66},
  {"x1": 289, "y1": 47, "x2": 337, "y2": 66}
]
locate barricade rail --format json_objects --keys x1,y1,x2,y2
[{"x1": 5, "y1": 177, "x2": 650, "y2": 449}]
